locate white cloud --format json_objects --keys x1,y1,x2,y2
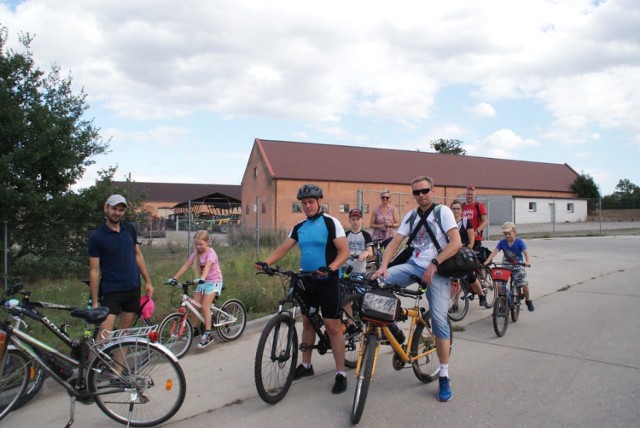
[
  {"x1": 467, "y1": 129, "x2": 539, "y2": 158},
  {"x1": 468, "y1": 102, "x2": 496, "y2": 118}
]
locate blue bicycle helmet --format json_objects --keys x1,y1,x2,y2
[{"x1": 297, "y1": 184, "x2": 324, "y2": 200}]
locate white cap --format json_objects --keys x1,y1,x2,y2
[{"x1": 105, "y1": 194, "x2": 128, "y2": 207}]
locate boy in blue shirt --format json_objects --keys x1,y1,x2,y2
[{"x1": 484, "y1": 222, "x2": 534, "y2": 311}]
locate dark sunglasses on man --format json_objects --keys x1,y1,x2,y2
[{"x1": 412, "y1": 188, "x2": 431, "y2": 196}]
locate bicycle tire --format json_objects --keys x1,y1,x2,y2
[
  {"x1": 410, "y1": 311, "x2": 452, "y2": 383},
  {"x1": 216, "y1": 299, "x2": 247, "y2": 341},
  {"x1": 511, "y1": 291, "x2": 521, "y2": 323},
  {"x1": 343, "y1": 313, "x2": 363, "y2": 369},
  {"x1": 254, "y1": 314, "x2": 298, "y2": 404},
  {"x1": 447, "y1": 281, "x2": 469, "y2": 322},
  {"x1": 493, "y1": 292, "x2": 509, "y2": 337},
  {"x1": 12, "y1": 349, "x2": 46, "y2": 410},
  {"x1": 351, "y1": 331, "x2": 377, "y2": 425},
  {"x1": 157, "y1": 313, "x2": 193, "y2": 358},
  {"x1": 0, "y1": 348, "x2": 30, "y2": 422},
  {"x1": 478, "y1": 265, "x2": 497, "y2": 308},
  {"x1": 88, "y1": 339, "x2": 186, "y2": 427}
]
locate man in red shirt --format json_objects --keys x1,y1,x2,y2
[{"x1": 462, "y1": 186, "x2": 488, "y2": 250}]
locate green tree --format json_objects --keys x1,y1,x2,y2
[
  {"x1": 612, "y1": 179, "x2": 639, "y2": 209},
  {"x1": 0, "y1": 28, "x2": 108, "y2": 223},
  {"x1": 571, "y1": 172, "x2": 600, "y2": 213},
  {"x1": 430, "y1": 139, "x2": 467, "y2": 155}
]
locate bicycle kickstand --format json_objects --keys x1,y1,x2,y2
[{"x1": 65, "y1": 396, "x2": 77, "y2": 428}]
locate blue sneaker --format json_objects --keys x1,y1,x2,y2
[{"x1": 438, "y1": 377, "x2": 452, "y2": 402}]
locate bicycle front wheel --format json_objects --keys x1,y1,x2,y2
[
  {"x1": 410, "y1": 311, "x2": 452, "y2": 383},
  {"x1": 478, "y1": 265, "x2": 497, "y2": 308},
  {"x1": 447, "y1": 281, "x2": 469, "y2": 322},
  {"x1": 89, "y1": 339, "x2": 186, "y2": 427},
  {"x1": 254, "y1": 314, "x2": 298, "y2": 404},
  {"x1": 0, "y1": 348, "x2": 30, "y2": 422},
  {"x1": 216, "y1": 299, "x2": 247, "y2": 341},
  {"x1": 493, "y1": 293, "x2": 509, "y2": 337},
  {"x1": 157, "y1": 313, "x2": 193, "y2": 358},
  {"x1": 351, "y1": 331, "x2": 378, "y2": 425}
]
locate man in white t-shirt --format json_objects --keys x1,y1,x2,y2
[{"x1": 373, "y1": 175, "x2": 461, "y2": 403}]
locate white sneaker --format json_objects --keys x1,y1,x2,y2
[{"x1": 198, "y1": 332, "x2": 214, "y2": 348}]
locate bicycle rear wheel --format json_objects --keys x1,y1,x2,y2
[
  {"x1": 215, "y1": 299, "x2": 247, "y2": 341},
  {"x1": 447, "y1": 280, "x2": 469, "y2": 322},
  {"x1": 12, "y1": 349, "x2": 46, "y2": 410},
  {"x1": 254, "y1": 314, "x2": 298, "y2": 404},
  {"x1": 89, "y1": 339, "x2": 186, "y2": 427},
  {"x1": 410, "y1": 311, "x2": 452, "y2": 383},
  {"x1": 351, "y1": 331, "x2": 378, "y2": 425},
  {"x1": 478, "y1": 265, "x2": 497, "y2": 308},
  {"x1": 157, "y1": 313, "x2": 193, "y2": 358},
  {"x1": 343, "y1": 312, "x2": 363, "y2": 369},
  {"x1": 0, "y1": 348, "x2": 30, "y2": 422},
  {"x1": 493, "y1": 293, "x2": 509, "y2": 337}
]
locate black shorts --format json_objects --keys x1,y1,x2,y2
[
  {"x1": 301, "y1": 275, "x2": 341, "y2": 319},
  {"x1": 100, "y1": 289, "x2": 141, "y2": 315}
]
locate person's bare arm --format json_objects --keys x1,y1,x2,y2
[
  {"x1": 135, "y1": 244, "x2": 153, "y2": 297},
  {"x1": 89, "y1": 257, "x2": 100, "y2": 308}
]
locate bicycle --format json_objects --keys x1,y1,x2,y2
[
  {"x1": 0, "y1": 297, "x2": 186, "y2": 427},
  {"x1": 253, "y1": 267, "x2": 364, "y2": 404},
  {"x1": 489, "y1": 262, "x2": 528, "y2": 337},
  {"x1": 447, "y1": 265, "x2": 497, "y2": 322},
  {"x1": 157, "y1": 279, "x2": 247, "y2": 358},
  {"x1": 350, "y1": 279, "x2": 453, "y2": 425}
]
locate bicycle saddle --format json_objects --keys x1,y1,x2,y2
[{"x1": 70, "y1": 306, "x2": 110, "y2": 324}]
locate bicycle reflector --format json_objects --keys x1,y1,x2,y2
[
  {"x1": 148, "y1": 330, "x2": 159, "y2": 343},
  {"x1": 165, "y1": 379, "x2": 173, "y2": 391}
]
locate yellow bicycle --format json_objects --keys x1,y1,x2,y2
[{"x1": 351, "y1": 281, "x2": 452, "y2": 425}]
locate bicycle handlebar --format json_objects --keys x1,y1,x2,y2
[{"x1": 486, "y1": 262, "x2": 530, "y2": 269}]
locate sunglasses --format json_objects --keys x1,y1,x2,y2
[
  {"x1": 380, "y1": 196, "x2": 390, "y2": 200},
  {"x1": 412, "y1": 188, "x2": 432, "y2": 196}
]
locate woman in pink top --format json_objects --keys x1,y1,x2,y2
[
  {"x1": 169, "y1": 230, "x2": 223, "y2": 348},
  {"x1": 370, "y1": 190, "x2": 399, "y2": 247}
]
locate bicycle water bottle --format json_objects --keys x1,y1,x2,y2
[{"x1": 308, "y1": 306, "x2": 324, "y2": 328}]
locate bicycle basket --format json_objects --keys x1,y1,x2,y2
[
  {"x1": 491, "y1": 268, "x2": 512, "y2": 281},
  {"x1": 360, "y1": 289, "x2": 401, "y2": 325}
]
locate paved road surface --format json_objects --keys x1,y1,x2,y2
[{"x1": 4, "y1": 235, "x2": 640, "y2": 427}]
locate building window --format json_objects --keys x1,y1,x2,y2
[
  {"x1": 362, "y1": 204, "x2": 369, "y2": 214},
  {"x1": 246, "y1": 204, "x2": 250, "y2": 214},
  {"x1": 339, "y1": 204, "x2": 349, "y2": 214},
  {"x1": 528, "y1": 202, "x2": 537, "y2": 212},
  {"x1": 262, "y1": 203, "x2": 266, "y2": 213},
  {"x1": 321, "y1": 203, "x2": 329, "y2": 213},
  {"x1": 292, "y1": 202, "x2": 302, "y2": 213},
  {"x1": 253, "y1": 167, "x2": 257, "y2": 177},
  {"x1": 567, "y1": 203, "x2": 574, "y2": 213}
]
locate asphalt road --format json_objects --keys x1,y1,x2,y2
[{"x1": 4, "y1": 235, "x2": 640, "y2": 428}]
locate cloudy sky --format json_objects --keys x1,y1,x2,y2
[{"x1": 2, "y1": 0, "x2": 639, "y2": 195}]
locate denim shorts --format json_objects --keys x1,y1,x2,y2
[
  {"x1": 195, "y1": 281, "x2": 223, "y2": 295},
  {"x1": 384, "y1": 260, "x2": 451, "y2": 340}
]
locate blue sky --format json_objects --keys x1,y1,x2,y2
[{"x1": 2, "y1": 0, "x2": 639, "y2": 195}]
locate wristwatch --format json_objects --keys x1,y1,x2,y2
[{"x1": 431, "y1": 258, "x2": 439, "y2": 267}]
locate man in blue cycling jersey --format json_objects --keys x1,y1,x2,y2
[{"x1": 255, "y1": 184, "x2": 350, "y2": 394}]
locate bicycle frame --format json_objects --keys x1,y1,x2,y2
[
  {"x1": 174, "y1": 289, "x2": 240, "y2": 328},
  {"x1": 355, "y1": 290, "x2": 433, "y2": 377}
]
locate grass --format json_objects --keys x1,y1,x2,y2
[{"x1": 12, "y1": 231, "x2": 297, "y2": 345}]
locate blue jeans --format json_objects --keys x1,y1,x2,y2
[{"x1": 385, "y1": 260, "x2": 450, "y2": 340}]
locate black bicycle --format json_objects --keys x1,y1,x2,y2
[
  {"x1": 0, "y1": 294, "x2": 186, "y2": 426},
  {"x1": 253, "y1": 267, "x2": 364, "y2": 404}
]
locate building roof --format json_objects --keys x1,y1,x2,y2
[
  {"x1": 255, "y1": 138, "x2": 580, "y2": 192},
  {"x1": 111, "y1": 181, "x2": 241, "y2": 204}
]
